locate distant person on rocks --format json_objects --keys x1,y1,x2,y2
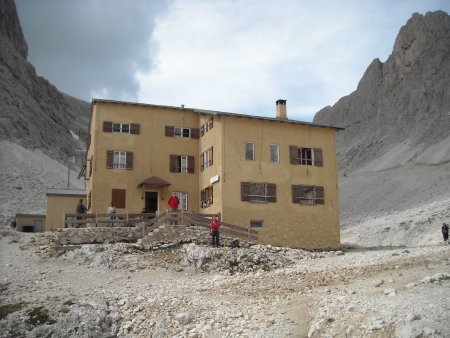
[
  {"x1": 107, "y1": 202, "x2": 116, "y2": 227},
  {"x1": 168, "y1": 192, "x2": 180, "y2": 224},
  {"x1": 442, "y1": 223, "x2": 449, "y2": 244},
  {"x1": 210, "y1": 217, "x2": 221, "y2": 247},
  {"x1": 75, "y1": 199, "x2": 87, "y2": 228}
]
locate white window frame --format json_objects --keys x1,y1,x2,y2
[
  {"x1": 174, "y1": 192, "x2": 188, "y2": 210},
  {"x1": 112, "y1": 123, "x2": 131, "y2": 133},
  {"x1": 113, "y1": 151, "x2": 127, "y2": 169},
  {"x1": 270, "y1": 144, "x2": 279, "y2": 163},
  {"x1": 174, "y1": 127, "x2": 191, "y2": 138},
  {"x1": 179, "y1": 156, "x2": 188, "y2": 173},
  {"x1": 245, "y1": 142, "x2": 255, "y2": 161}
]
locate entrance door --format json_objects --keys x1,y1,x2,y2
[{"x1": 145, "y1": 192, "x2": 158, "y2": 214}]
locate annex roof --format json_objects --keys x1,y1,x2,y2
[{"x1": 137, "y1": 176, "x2": 171, "y2": 188}]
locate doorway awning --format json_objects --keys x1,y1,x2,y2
[{"x1": 137, "y1": 176, "x2": 171, "y2": 188}]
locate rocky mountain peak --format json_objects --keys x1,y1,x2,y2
[
  {"x1": 314, "y1": 10, "x2": 450, "y2": 173},
  {"x1": 0, "y1": 0, "x2": 28, "y2": 59}
]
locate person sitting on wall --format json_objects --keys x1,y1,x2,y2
[
  {"x1": 168, "y1": 192, "x2": 180, "y2": 225},
  {"x1": 209, "y1": 216, "x2": 221, "y2": 247},
  {"x1": 75, "y1": 199, "x2": 87, "y2": 228}
]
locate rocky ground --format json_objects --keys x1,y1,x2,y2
[{"x1": 1, "y1": 223, "x2": 450, "y2": 338}]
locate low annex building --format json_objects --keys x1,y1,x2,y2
[{"x1": 84, "y1": 99, "x2": 341, "y2": 249}]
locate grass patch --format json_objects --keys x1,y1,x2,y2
[
  {"x1": 0, "y1": 302, "x2": 25, "y2": 320},
  {"x1": 26, "y1": 306, "x2": 56, "y2": 326},
  {"x1": 0, "y1": 283, "x2": 9, "y2": 296}
]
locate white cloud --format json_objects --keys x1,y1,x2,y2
[{"x1": 136, "y1": 0, "x2": 385, "y2": 121}]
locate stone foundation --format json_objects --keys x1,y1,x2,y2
[{"x1": 56, "y1": 227, "x2": 142, "y2": 245}]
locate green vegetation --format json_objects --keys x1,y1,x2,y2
[
  {"x1": 26, "y1": 306, "x2": 56, "y2": 326},
  {"x1": 0, "y1": 302, "x2": 25, "y2": 320}
]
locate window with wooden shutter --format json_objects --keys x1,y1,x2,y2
[
  {"x1": 315, "y1": 186, "x2": 325, "y2": 204},
  {"x1": 170, "y1": 155, "x2": 194, "y2": 173},
  {"x1": 266, "y1": 184, "x2": 277, "y2": 202},
  {"x1": 106, "y1": 150, "x2": 114, "y2": 169},
  {"x1": 292, "y1": 185, "x2": 325, "y2": 205},
  {"x1": 241, "y1": 182, "x2": 251, "y2": 201},
  {"x1": 125, "y1": 152, "x2": 133, "y2": 170},
  {"x1": 313, "y1": 148, "x2": 323, "y2": 167},
  {"x1": 191, "y1": 128, "x2": 200, "y2": 139},
  {"x1": 289, "y1": 145, "x2": 299, "y2": 164},
  {"x1": 112, "y1": 189, "x2": 126, "y2": 209},
  {"x1": 165, "y1": 126, "x2": 175, "y2": 137},
  {"x1": 170, "y1": 155, "x2": 177, "y2": 172},
  {"x1": 241, "y1": 182, "x2": 276, "y2": 203},
  {"x1": 188, "y1": 156, "x2": 195, "y2": 173},
  {"x1": 103, "y1": 121, "x2": 113, "y2": 132},
  {"x1": 130, "y1": 123, "x2": 140, "y2": 134},
  {"x1": 107, "y1": 150, "x2": 133, "y2": 170},
  {"x1": 200, "y1": 185, "x2": 213, "y2": 208}
]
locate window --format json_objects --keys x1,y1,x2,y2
[
  {"x1": 250, "y1": 220, "x2": 263, "y2": 228},
  {"x1": 200, "y1": 117, "x2": 214, "y2": 136},
  {"x1": 241, "y1": 182, "x2": 276, "y2": 203},
  {"x1": 165, "y1": 126, "x2": 200, "y2": 139},
  {"x1": 292, "y1": 185, "x2": 325, "y2": 205},
  {"x1": 289, "y1": 146, "x2": 323, "y2": 166},
  {"x1": 270, "y1": 144, "x2": 279, "y2": 163},
  {"x1": 170, "y1": 155, "x2": 195, "y2": 173},
  {"x1": 103, "y1": 121, "x2": 140, "y2": 134},
  {"x1": 201, "y1": 186, "x2": 213, "y2": 208},
  {"x1": 175, "y1": 127, "x2": 191, "y2": 138},
  {"x1": 245, "y1": 142, "x2": 255, "y2": 161},
  {"x1": 201, "y1": 147, "x2": 213, "y2": 171},
  {"x1": 174, "y1": 192, "x2": 188, "y2": 210},
  {"x1": 106, "y1": 150, "x2": 133, "y2": 170},
  {"x1": 112, "y1": 189, "x2": 126, "y2": 209}
]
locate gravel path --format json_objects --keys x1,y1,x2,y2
[{"x1": 1, "y1": 231, "x2": 450, "y2": 338}]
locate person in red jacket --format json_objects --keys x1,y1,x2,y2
[
  {"x1": 168, "y1": 192, "x2": 180, "y2": 225},
  {"x1": 210, "y1": 216, "x2": 221, "y2": 247}
]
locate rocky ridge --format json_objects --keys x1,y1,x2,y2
[{"x1": 314, "y1": 11, "x2": 450, "y2": 173}]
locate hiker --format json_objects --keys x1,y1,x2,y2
[
  {"x1": 210, "y1": 216, "x2": 221, "y2": 247},
  {"x1": 442, "y1": 223, "x2": 449, "y2": 244},
  {"x1": 168, "y1": 192, "x2": 180, "y2": 225},
  {"x1": 75, "y1": 199, "x2": 87, "y2": 228},
  {"x1": 107, "y1": 202, "x2": 116, "y2": 227}
]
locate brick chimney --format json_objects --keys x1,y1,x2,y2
[{"x1": 276, "y1": 99, "x2": 287, "y2": 119}]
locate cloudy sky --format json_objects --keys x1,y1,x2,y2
[{"x1": 16, "y1": 0, "x2": 450, "y2": 121}]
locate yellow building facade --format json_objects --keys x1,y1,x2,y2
[
  {"x1": 45, "y1": 189, "x2": 86, "y2": 231},
  {"x1": 85, "y1": 99, "x2": 341, "y2": 249}
]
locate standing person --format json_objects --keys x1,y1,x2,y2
[
  {"x1": 210, "y1": 216, "x2": 221, "y2": 247},
  {"x1": 107, "y1": 202, "x2": 116, "y2": 227},
  {"x1": 168, "y1": 192, "x2": 180, "y2": 224},
  {"x1": 442, "y1": 223, "x2": 449, "y2": 244},
  {"x1": 75, "y1": 199, "x2": 87, "y2": 228}
]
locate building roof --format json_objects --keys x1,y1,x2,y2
[
  {"x1": 46, "y1": 188, "x2": 86, "y2": 197},
  {"x1": 91, "y1": 98, "x2": 344, "y2": 130}
]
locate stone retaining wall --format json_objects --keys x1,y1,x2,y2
[{"x1": 56, "y1": 227, "x2": 142, "y2": 245}]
